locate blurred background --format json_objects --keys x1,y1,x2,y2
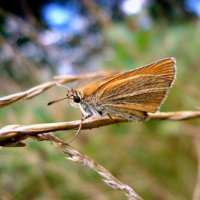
[{"x1": 0, "y1": 0, "x2": 200, "y2": 199}]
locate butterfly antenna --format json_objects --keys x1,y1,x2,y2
[
  {"x1": 47, "y1": 96, "x2": 68, "y2": 106},
  {"x1": 47, "y1": 83, "x2": 71, "y2": 105}
]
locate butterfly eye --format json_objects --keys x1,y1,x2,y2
[{"x1": 73, "y1": 95, "x2": 81, "y2": 103}]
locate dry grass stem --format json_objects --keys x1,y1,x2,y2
[
  {"x1": 0, "y1": 111, "x2": 200, "y2": 147},
  {"x1": 0, "y1": 82, "x2": 54, "y2": 109},
  {"x1": 31, "y1": 133, "x2": 142, "y2": 200},
  {"x1": 0, "y1": 71, "x2": 113, "y2": 109},
  {"x1": 54, "y1": 71, "x2": 114, "y2": 80}
]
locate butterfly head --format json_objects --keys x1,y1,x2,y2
[{"x1": 66, "y1": 89, "x2": 81, "y2": 106}]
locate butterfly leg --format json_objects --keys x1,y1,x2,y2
[
  {"x1": 107, "y1": 113, "x2": 119, "y2": 127},
  {"x1": 66, "y1": 118, "x2": 84, "y2": 144},
  {"x1": 66, "y1": 112, "x2": 93, "y2": 144}
]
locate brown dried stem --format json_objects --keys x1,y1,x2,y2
[
  {"x1": 0, "y1": 111, "x2": 200, "y2": 147},
  {"x1": 0, "y1": 71, "x2": 113, "y2": 109},
  {"x1": 29, "y1": 133, "x2": 143, "y2": 200},
  {"x1": 0, "y1": 82, "x2": 54, "y2": 109}
]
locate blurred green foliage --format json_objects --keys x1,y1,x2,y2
[{"x1": 1, "y1": 6, "x2": 200, "y2": 200}]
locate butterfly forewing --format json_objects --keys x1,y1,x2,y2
[
  {"x1": 99, "y1": 75, "x2": 168, "y2": 113},
  {"x1": 90, "y1": 58, "x2": 176, "y2": 97}
]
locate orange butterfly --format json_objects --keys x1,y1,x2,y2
[{"x1": 48, "y1": 58, "x2": 176, "y2": 143}]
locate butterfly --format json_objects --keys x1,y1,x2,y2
[{"x1": 48, "y1": 58, "x2": 176, "y2": 143}]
